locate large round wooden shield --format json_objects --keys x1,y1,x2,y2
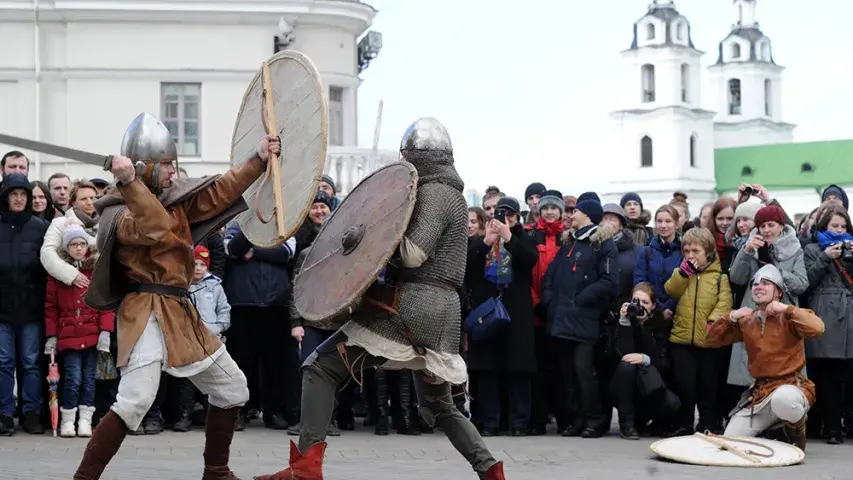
[
  {"x1": 230, "y1": 50, "x2": 327, "y2": 247},
  {"x1": 650, "y1": 433, "x2": 804, "y2": 467},
  {"x1": 295, "y1": 162, "x2": 418, "y2": 322}
]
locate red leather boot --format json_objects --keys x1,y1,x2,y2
[
  {"x1": 484, "y1": 461, "x2": 507, "y2": 480},
  {"x1": 253, "y1": 441, "x2": 326, "y2": 480}
]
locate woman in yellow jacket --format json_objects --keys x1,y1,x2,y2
[{"x1": 664, "y1": 227, "x2": 733, "y2": 436}]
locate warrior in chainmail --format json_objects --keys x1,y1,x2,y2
[
  {"x1": 255, "y1": 118, "x2": 508, "y2": 480},
  {"x1": 72, "y1": 112, "x2": 280, "y2": 480}
]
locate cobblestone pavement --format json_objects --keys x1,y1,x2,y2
[{"x1": 0, "y1": 422, "x2": 851, "y2": 479}]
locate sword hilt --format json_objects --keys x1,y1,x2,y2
[{"x1": 102, "y1": 155, "x2": 148, "y2": 177}]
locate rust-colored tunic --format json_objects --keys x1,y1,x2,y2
[
  {"x1": 706, "y1": 305, "x2": 825, "y2": 407},
  {"x1": 113, "y1": 159, "x2": 264, "y2": 368}
]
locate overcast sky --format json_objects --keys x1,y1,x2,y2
[{"x1": 355, "y1": 0, "x2": 853, "y2": 200}]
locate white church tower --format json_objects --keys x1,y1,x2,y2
[
  {"x1": 708, "y1": 0, "x2": 795, "y2": 148},
  {"x1": 605, "y1": 0, "x2": 716, "y2": 210}
]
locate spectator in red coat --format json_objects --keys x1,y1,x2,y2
[{"x1": 44, "y1": 225, "x2": 115, "y2": 438}]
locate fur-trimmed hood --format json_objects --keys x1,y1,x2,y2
[
  {"x1": 627, "y1": 209, "x2": 652, "y2": 228},
  {"x1": 57, "y1": 244, "x2": 99, "y2": 270},
  {"x1": 745, "y1": 224, "x2": 801, "y2": 262},
  {"x1": 561, "y1": 222, "x2": 617, "y2": 244}
]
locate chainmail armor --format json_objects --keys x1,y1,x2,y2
[{"x1": 342, "y1": 150, "x2": 468, "y2": 382}]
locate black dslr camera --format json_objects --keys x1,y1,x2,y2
[
  {"x1": 626, "y1": 298, "x2": 645, "y2": 318},
  {"x1": 841, "y1": 240, "x2": 853, "y2": 263},
  {"x1": 742, "y1": 185, "x2": 755, "y2": 197}
]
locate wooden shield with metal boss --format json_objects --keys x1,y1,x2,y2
[{"x1": 295, "y1": 162, "x2": 418, "y2": 322}]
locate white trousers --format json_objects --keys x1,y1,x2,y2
[
  {"x1": 110, "y1": 315, "x2": 249, "y2": 431},
  {"x1": 724, "y1": 385, "x2": 808, "y2": 437}
]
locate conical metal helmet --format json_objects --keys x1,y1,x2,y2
[
  {"x1": 399, "y1": 117, "x2": 452, "y2": 153},
  {"x1": 120, "y1": 112, "x2": 178, "y2": 164},
  {"x1": 119, "y1": 112, "x2": 178, "y2": 193}
]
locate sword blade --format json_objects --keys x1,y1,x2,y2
[{"x1": 0, "y1": 133, "x2": 111, "y2": 170}]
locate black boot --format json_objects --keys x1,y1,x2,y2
[
  {"x1": 619, "y1": 414, "x2": 640, "y2": 440},
  {"x1": 363, "y1": 369, "x2": 380, "y2": 427},
  {"x1": 173, "y1": 378, "x2": 194, "y2": 432},
  {"x1": 395, "y1": 371, "x2": 421, "y2": 435},
  {"x1": 374, "y1": 370, "x2": 391, "y2": 436}
]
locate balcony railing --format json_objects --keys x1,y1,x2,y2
[{"x1": 325, "y1": 146, "x2": 398, "y2": 196}]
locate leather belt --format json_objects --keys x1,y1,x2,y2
[{"x1": 132, "y1": 283, "x2": 190, "y2": 298}]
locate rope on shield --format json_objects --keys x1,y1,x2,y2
[{"x1": 695, "y1": 432, "x2": 776, "y2": 463}]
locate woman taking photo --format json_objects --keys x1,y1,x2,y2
[{"x1": 635, "y1": 205, "x2": 683, "y2": 322}]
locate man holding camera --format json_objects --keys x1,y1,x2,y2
[{"x1": 706, "y1": 264, "x2": 824, "y2": 450}]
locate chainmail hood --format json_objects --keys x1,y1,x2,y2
[{"x1": 405, "y1": 150, "x2": 464, "y2": 192}]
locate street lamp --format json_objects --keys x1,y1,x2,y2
[
  {"x1": 274, "y1": 17, "x2": 295, "y2": 53},
  {"x1": 357, "y1": 30, "x2": 383, "y2": 73}
]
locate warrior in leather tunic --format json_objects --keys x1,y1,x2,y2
[
  {"x1": 73, "y1": 112, "x2": 280, "y2": 480},
  {"x1": 255, "y1": 118, "x2": 508, "y2": 480}
]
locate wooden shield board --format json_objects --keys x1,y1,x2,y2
[
  {"x1": 295, "y1": 162, "x2": 418, "y2": 322},
  {"x1": 650, "y1": 433, "x2": 804, "y2": 467},
  {"x1": 230, "y1": 50, "x2": 327, "y2": 247}
]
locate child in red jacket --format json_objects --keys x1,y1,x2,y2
[{"x1": 44, "y1": 225, "x2": 115, "y2": 438}]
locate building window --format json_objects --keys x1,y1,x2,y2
[
  {"x1": 761, "y1": 42, "x2": 770, "y2": 61},
  {"x1": 680, "y1": 63, "x2": 689, "y2": 102},
  {"x1": 646, "y1": 23, "x2": 655, "y2": 40},
  {"x1": 161, "y1": 83, "x2": 200, "y2": 156},
  {"x1": 328, "y1": 86, "x2": 344, "y2": 146},
  {"x1": 676, "y1": 22, "x2": 685, "y2": 41},
  {"x1": 641, "y1": 64, "x2": 656, "y2": 103},
  {"x1": 689, "y1": 134, "x2": 697, "y2": 167},
  {"x1": 731, "y1": 43, "x2": 741, "y2": 59},
  {"x1": 801, "y1": 162, "x2": 813, "y2": 173},
  {"x1": 640, "y1": 136, "x2": 653, "y2": 167},
  {"x1": 764, "y1": 79, "x2": 772, "y2": 116},
  {"x1": 728, "y1": 78, "x2": 742, "y2": 115}
]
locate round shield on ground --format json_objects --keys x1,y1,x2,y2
[
  {"x1": 230, "y1": 50, "x2": 327, "y2": 247},
  {"x1": 650, "y1": 433, "x2": 804, "y2": 467},
  {"x1": 295, "y1": 162, "x2": 418, "y2": 322}
]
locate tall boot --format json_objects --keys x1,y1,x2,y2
[
  {"x1": 362, "y1": 369, "x2": 380, "y2": 427},
  {"x1": 785, "y1": 416, "x2": 808, "y2": 452},
  {"x1": 374, "y1": 370, "x2": 390, "y2": 435},
  {"x1": 253, "y1": 441, "x2": 326, "y2": 480},
  {"x1": 77, "y1": 406, "x2": 96, "y2": 438},
  {"x1": 394, "y1": 371, "x2": 420, "y2": 435},
  {"x1": 481, "y1": 461, "x2": 506, "y2": 480},
  {"x1": 174, "y1": 379, "x2": 195, "y2": 432},
  {"x1": 73, "y1": 410, "x2": 129, "y2": 480},
  {"x1": 202, "y1": 406, "x2": 242, "y2": 480}
]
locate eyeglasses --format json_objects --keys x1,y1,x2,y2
[{"x1": 67, "y1": 242, "x2": 88, "y2": 249}]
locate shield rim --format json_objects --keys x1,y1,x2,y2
[
  {"x1": 230, "y1": 49, "x2": 328, "y2": 247},
  {"x1": 649, "y1": 435, "x2": 805, "y2": 468},
  {"x1": 295, "y1": 160, "x2": 418, "y2": 322}
]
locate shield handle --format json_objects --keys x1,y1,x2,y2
[{"x1": 251, "y1": 60, "x2": 287, "y2": 240}]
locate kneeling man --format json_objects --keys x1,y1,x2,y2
[{"x1": 706, "y1": 264, "x2": 824, "y2": 450}]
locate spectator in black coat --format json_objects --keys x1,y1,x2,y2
[
  {"x1": 0, "y1": 174, "x2": 49, "y2": 435},
  {"x1": 542, "y1": 196, "x2": 618, "y2": 438}
]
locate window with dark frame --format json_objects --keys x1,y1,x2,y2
[
  {"x1": 689, "y1": 134, "x2": 697, "y2": 167},
  {"x1": 728, "y1": 78, "x2": 742, "y2": 115},
  {"x1": 641, "y1": 136, "x2": 653, "y2": 167},
  {"x1": 641, "y1": 64, "x2": 656, "y2": 103},
  {"x1": 161, "y1": 83, "x2": 201, "y2": 156},
  {"x1": 328, "y1": 86, "x2": 344, "y2": 146}
]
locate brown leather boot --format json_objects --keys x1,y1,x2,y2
[
  {"x1": 253, "y1": 441, "x2": 326, "y2": 480},
  {"x1": 784, "y1": 416, "x2": 807, "y2": 452},
  {"x1": 483, "y1": 461, "x2": 507, "y2": 480},
  {"x1": 73, "y1": 410, "x2": 129, "y2": 480},
  {"x1": 202, "y1": 406, "x2": 242, "y2": 480}
]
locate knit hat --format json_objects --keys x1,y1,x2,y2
[
  {"x1": 576, "y1": 199, "x2": 604, "y2": 225},
  {"x1": 822, "y1": 184, "x2": 849, "y2": 210},
  {"x1": 754, "y1": 204, "x2": 786, "y2": 227},
  {"x1": 754, "y1": 264, "x2": 784, "y2": 292},
  {"x1": 194, "y1": 245, "x2": 211, "y2": 268},
  {"x1": 320, "y1": 174, "x2": 336, "y2": 195},
  {"x1": 619, "y1": 192, "x2": 643, "y2": 211},
  {"x1": 538, "y1": 189, "x2": 564, "y2": 215},
  {"x1": 577, "y1": 191, "x2": 600, "y2": 204},
  {"x1": 496, "y1": 196, "x2": 520, "y2": 215},
  {"x1": 602, "y1": 203, "x2": 627, "y2": 226},
  {"x1": 524, "y1": 182, "x2": 546, "y2": 202},
  {"x1": 313, "y1": 190, "x2": 332, "y2": 209},
  {"x1": 63, "y1": 225, "x2": 89, "y2": 250},
  {"x1": 734, "y1": 200, "x2": 762, "y2": 222}
]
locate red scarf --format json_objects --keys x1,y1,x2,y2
[
  {"x1": 715, "y1": 230, "x2": 727, "y2": 262},
  {"x1": 531, "y1": 218, "x2": 564, "y2": 327}
]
